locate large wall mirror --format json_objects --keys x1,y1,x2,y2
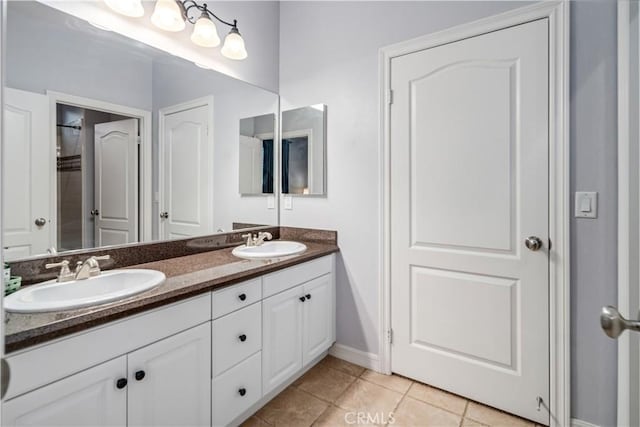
[
  {"x1": 2, "y1": 1, "x2": 279, "y2": 261},
  {"x1": 281, "y1": 105, "x2": 326, "y2": 196}
]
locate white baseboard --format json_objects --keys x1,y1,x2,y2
[
  {"x1": 571, "y1": 418, "x2": 600, "y2": 427},
  {"x1": 329, "y1": 343, "x2": 380, "y2": 371}
]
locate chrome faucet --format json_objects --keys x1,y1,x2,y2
[
  {"x1": 74, "y1": 255, "x2": 111, "y2": 280},
  {"x1": 241, "y1": 231, "x2": 273, "y2": 247}
]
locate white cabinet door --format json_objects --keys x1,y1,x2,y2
[
  {"x1": 127, "y1": 323, "x2": 211, "y2": 427},
  {"x1": 262, "y1": 285, "x2": 304, "y2": 395},
  {"x1": 302, "y1": 274, "x2": 334, "y2": 365},
  {"x1": 2, "y1": 356, "x2": 127, "y2": 427}
]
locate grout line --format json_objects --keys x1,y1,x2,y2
[
  {"x1": 459, "y1": 401, "x2": 470, "y2": 427},
  {"x1": 384, "y1": 379, "x2": 413, "y2": 426},
  {"x1": 358, "y1": 372, "x2": 413, "y2": 395},
  {"x1": 253, "y1": 413, "x2": 274, "y2": 426}
]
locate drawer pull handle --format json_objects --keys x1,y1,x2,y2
[
  {"x1": 238, "y1": 387, "x2": 247, "y2": 397},
  {"x1": 238, "y1": 334, "x2": 247, "y2": 342},
  {"x1": 305, "y1": 294, "x2": 311, "y2": 300},
  {"x1": 135, "y1": 370, "x2": 146, "y2": 381},
  {"x1": 116, "y1": 378, "x2": 128, "y2": 389},
  {"x1": 299, "y1": 296, "x2": 306, "y2": 302},
  {"x1": 238, "y1": 293, "x2": 247, "y2": 301}
]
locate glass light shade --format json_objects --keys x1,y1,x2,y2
[
  {"x1": 191, "y1": 13, "x2": 220, "y2": 47},
  {"x1": 151, "y1": 0, "x2": 185, "y2": 32},
  {"x1": 221, "y1": 28, "x2": 248, "y2": 60},
  {"x1": 104, "y1": 0, "x2": 144, "y2": 17}
]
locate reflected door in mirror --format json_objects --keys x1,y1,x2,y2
[
  {"x1": 94, "y1": 119, "x2": 139, "y2": 247},
  {"x1": 281, "y1": 105, "x2": 326, "y2": 196},
  {"x1": 3, "y1": 89, "x2": 51, "y2": 261},
  {"x1": 160, "y1": 100, "x2": 213, "y2": 240}
]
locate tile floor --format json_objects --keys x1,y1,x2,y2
[{"x1": 243, "y1": 355, "x2": 543, "y2": 427}]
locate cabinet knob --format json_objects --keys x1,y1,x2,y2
[
  {"x1": 299, "y1": 296, "x2": 306, "y2": 302},
  {"x1": 238, "y1": 293, "x2": 247, "y2": 301},
  {"x1": 305, "y1": 294, "x2": 311, "y2": 300},
  {"x1": 135, "y1": 370, "x2": 146, "y2": 381},
  {"x1": 238, "y1": 334, "x2": 247, "y2": 342},
  {"x1": 238, "y1": 388, "x2": 247, "y2": 397},
  {"x1": 116, "y1": 378, "x2": 128, "y2": 389}
]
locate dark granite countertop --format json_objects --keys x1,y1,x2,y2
[{"x1": 5, "y1": 240, "x2": 339, "y2": 353}]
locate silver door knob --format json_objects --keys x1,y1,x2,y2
[
  {"x1": 600, "y1": 306, "x2": 640, "y2": 339},
  {"x1": 524, "y1": 236, "x2": 543, "y2": 251},
  {"x1": 90, "y1": 209, "x2": 99, "y2": 217},
  {"x1": 34, "y1": 218, "x2": 46, "y2": 227},
  {"x1": 160, "y1": 212, "x2": 169, "y2": 219}
]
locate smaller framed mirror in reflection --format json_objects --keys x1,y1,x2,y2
[
  {"x1": 239, "y1": 113, "x2": 276, "y2": 195},
  {"x1": 281, "y1": 104, "x2": 327, "y2": 196}
]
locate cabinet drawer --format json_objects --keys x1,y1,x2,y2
[
  {"x1": 212, "y1": 302, "x2": 262, "y2": 376},
  {"x1": 212, "y1": 351, "x2": 262, "y2": 427},
  {"x1": 212, "y1": 278, "x2": 261, "y2": 319},
  {"x1": 263, "y1": 255, "x2": 332, "y2": 298}
]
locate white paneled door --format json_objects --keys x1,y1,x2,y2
[
  {"x1": 160, "y1": 101, "x2": 212, "y2": 240},
  {"x1": 390, "y1": 19, "x2": 549, "y2": 424},
  {"x1": 2, "y1": 88, "x2": 51, "y2": 260},
  {"x1": 94, "y1": 119, "x2": 139, "y2": 247}
]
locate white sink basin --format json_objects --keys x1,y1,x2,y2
[
  {"x1": 4, "y1": 269, "x2": 165, "y2": 313},
  {"x1": 232, "y1": 241, "x2": 307, "y2": 260}
]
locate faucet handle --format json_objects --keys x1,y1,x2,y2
[
  {"x1": 45, "y1": 260, "x2": 74, "y2": 282},
  {"x1": 258, "y1": 231, "x2": 273, "y2": 240},
  {"x1": 241, "y1": 233, "x2": 254, "y2": 246},
  {"x1": 45, "y1": 260, "x2": 70, "y2": 271}
]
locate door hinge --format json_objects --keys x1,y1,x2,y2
[
  {"x1": 388, "y1": 329, "x2": 393, "y2": 344},
  {"x1": 387, "y1": 90, "x2": 394, "y2": 105},
  {"x1": 136, "y1": 136, "x2": 141, "y2": 145}
]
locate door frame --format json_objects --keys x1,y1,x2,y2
[
  {"x1": 158, "y1": 96, "x2": 214, "y2": 240},
  {"x1": 378, "y1": 2, "x2": 570, "y2": 426},
  {"x1": 617, "y1": 2, "x2": 638, "y2": 426},
  {"x1": 47, "y1": 91, "x2": 153, "y2": 244}
]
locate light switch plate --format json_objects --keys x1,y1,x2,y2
[
  {"x1": 575, "y1": 191, "x2": 598, "y2": 218},
  {"x1": 284, "y1": 195, "x2": 293, "y2": 210}
]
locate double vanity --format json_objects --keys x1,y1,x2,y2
[{"x1": 2, "y1": 227, "x2": 338, "y2": 427}]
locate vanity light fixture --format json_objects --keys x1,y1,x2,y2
[{"x1": 104, "y1": 0, "x2": 248, "y2": 60}]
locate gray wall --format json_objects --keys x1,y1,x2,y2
[
  {"x1": 6, "y1": 2, "x2": 153, "y2": 110},
  {"x1": 570, "y1": 1, "x2": 618, "y2": 426},
  {"x1": 279, "y1": 1, "x2": 618, "y2": 426}
]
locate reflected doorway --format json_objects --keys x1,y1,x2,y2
[{"x1": 56, "y1": 104, "x2": 138, "y2": 251}]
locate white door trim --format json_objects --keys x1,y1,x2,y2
[
  {"x1": 158, "y1": 96, "x2": 214, "y2": 239},
  {"x1": 47, "y1": 91, "x2": 153, "y2": 244},
  {"x1": 378, "y1": 2, "x2": 570, "y2": 426},
  {"x1": 616, "y1": 2, "x2": 637, "y2": 426}
]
